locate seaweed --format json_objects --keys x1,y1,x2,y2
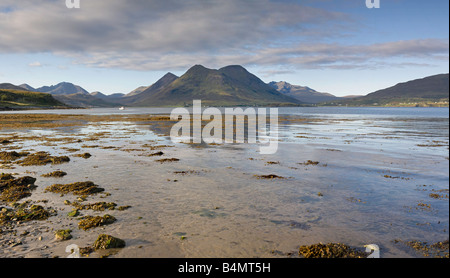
[
  {"x1": 156, "y1": 158, "x2": 180, "y2": 163},
  {"x1": 298, "y1": 243, "x2": 367, "y2": 258},
  {"x1": 41, "y1": 171, "x2": 67, "y2": 178},
  {"x1": 19, "y1": 151, "x2": 70, "y2": 166},
  {"x1": 44, "y1": 181, "x2": 104, "y2": 196},
  {"x1": 395, "y1": 239, "x2": 449, "y2": 258},
  {"x1": 71, "y1": 201, "x2": 117, "y2": 211},
  {"x1": 298, "y1": 160, "x2": 320, "y2": 166},
  {"x1": 0, "y1": 203, "x2": 54, "y2": 224},
  {"x1": 93, "y1": 234, "x2": 126, "y2": 250},
  {"x1": 78, "y1": 214, "x2": 116, "y2": 230},
  {"x1": 0, "y1": 175, "x2": 37, "y2": 202},
  {"x1": 55, "y1": 229, "x2": 72, "y2": 241},
  {"x1": 147, "y1": 151, "x2": 164, "y2": 157},
  {"x1": 0, "y1": 151, "x2": 29, "y2": 162},
  {"x1": 253, "y1": 174, "x2": 286, "y2": 179},
  {"x1": 75, "y1": 153, "x2": 92, "y2": 159}
]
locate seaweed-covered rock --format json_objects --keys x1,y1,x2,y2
[
  {"x1": 299, "y1": 243, "x2": 367, "y2": 258},
  {"x1": 55, "y1": 229, "x2": 72, "y2": 241},
  {"x1": 0, "y1": 175, "x2": 37, "y2": 202},
  {"x1": 93, "y1": 234, "x2": 126, "y2": 250},
  {"x1": 72, "y1": 201, "x2": 117, "y2": 211},
  {"x1": 0, "y1": 139, "x2": 12, "y2": 144},
  {"x1": 44, "y1": 181, "x2": 104, "y2": 196},
  {"x1": 19, "y1": 151, "x2": 70, "y2": 166},
  {"x1": 0, "y1": 151, "x2": 29, "y2": 162},
  {"x1": 253, "y1": 174, "x2": 286, "y2": 179},
  {"x1": 75, "y1": 153, "x2": 92, "y2": 159},
  {"x1": 41, "y1": 171, "x2": 67, "y2": 178},
  {"x1": 78, "y1": 214, "x2": 116, "y2": 230},
  {"x1": 155, "y1": 158, "x2": 180, "y2": 163},
  {"x1": 0, "y1": 203, "x2": 54, "y2": 223}
]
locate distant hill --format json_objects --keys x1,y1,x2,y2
[
  {"x1": 0, "y1": 83, "x2": 29, "y2": 91},
  {"x1": 36, "y1": 82, "x2": 89, "y2": 95},
  {"x1": 128, "y1": 65, "x2": 303, "y2": 107},
  {"x1": 325, "y1": 73, "x2": 449, "y2": 106},
  {"x1": 268, "y1": 81, "x2": 340, "y2": 104},
  {"x1": 53, "y1": 93, "x2": 117, "y2": 108},
  {"x1": 19, "y1": 84, "x2": 35, "y2": 91},
  {"x1": 0, "y1": 89, "x2": 66, "y2": 109}
]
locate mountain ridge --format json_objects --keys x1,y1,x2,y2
[
  {"x1": 126, "y1": 65, "x2": 303, "y2": 107},
  {"x1": 268, "y1": 81, "x2": 340, "y2": 104},
  {"x1": 323, "y1": 73, "x2": 449, "y2": 106}
]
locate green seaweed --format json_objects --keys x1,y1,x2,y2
[
  {"x1": 55, "y1": 229, "x2": 72, "y2": 241},
  {"x1": 78, "y1": 214, "x2": 116, "y2": 230},
  {"x1": 93, "y1": 234, "x2": 126, "y2": 250},
  {"x1": 44, "y1": 181, "x2": 104, "y2": 196},
  {"x1": 299, "y1": 243, "x2": 367, "y2": 258}
]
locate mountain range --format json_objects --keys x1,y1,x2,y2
[
  {"x1": 2, "y1": 65, "x2": 448, "y2": 109},
  {"x1": 125, "y1": 65, "x2": 303, "y2": 107},
  {"x1": 325, "y1": 73, "x2": 449, "y2": 106},
  {"x1": 268, "y1": 81, "x2": 340, "y2": 104}
]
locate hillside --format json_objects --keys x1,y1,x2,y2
[
  {"x1": 128, "y1": 65, "x2": 303, "y2": 107},
  {"x1": 0, "y1": 89, "x2": 66, "y2": 109},
  {"x1": 123, "y1": 73, "x2": 179, "y2": 105},
  {"x1": 269, "y1": 81, "x2": 340, "y2": 104},
  {"x1": 0, "y1": 83, "x2": 29, "y2": 91},
  {"x1": 323, "y1": 74, "x2": 449, "y2": 107},
  {"x1": 52, "y1": 93, "x2": 118, "y2": 108}
]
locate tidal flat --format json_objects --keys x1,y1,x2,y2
[{"x1": 0, "y1": 108, "x2": 448, "y2": 258}]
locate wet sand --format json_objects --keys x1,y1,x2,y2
[{"x1": 0, "y1": 112, "x2": 448, "y2": 258}]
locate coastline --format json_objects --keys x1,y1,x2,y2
[{"x1": 0, "y1": 109, "x2": 448, "y2": 258}]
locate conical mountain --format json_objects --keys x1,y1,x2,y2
[{"x1": 129, "y1": 65, "x2": 303, "y2": 107}]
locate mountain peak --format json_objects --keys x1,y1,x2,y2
[
  {"x1": 37, "y1": 82, "x2": 89, "y2": 95},
  {"x1": 185, "y1": 65, "x2": 211, "y2": 74},
  {"x1": 126, "y1": 64, "x2": 302, "y2": 107},
  {"x1": 219, "y1": 65, "x2": 246, "y2": 71}
]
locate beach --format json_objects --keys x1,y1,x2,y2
[{"x1": 0, "y1": 107, "x2": 448, "y2": 258}]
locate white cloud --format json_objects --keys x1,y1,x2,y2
[{"x1": 28, "y1": 61, "x2": 42, "y2": 67}]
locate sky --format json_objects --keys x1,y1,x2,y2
[{"x1": 0, "y1": 0, "x2": 448, "y2": 96}]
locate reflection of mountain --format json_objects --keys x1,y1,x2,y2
[
  {"x1": 125, "y1": 65, "x2": 303, "y2": 107},
  {"x1": 268, "y1": 81, "x2": 340, "y2": 104}
]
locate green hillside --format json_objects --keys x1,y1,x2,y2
[
  {"x1": 131, "y1": 65, "x2": 303, "y2": 107},
  {"x1": 0, "y1": 89, "x2": 66, "y2": 109},
  {"x1": 323, "y1": 74, "x2": 449, "y2": 107}
]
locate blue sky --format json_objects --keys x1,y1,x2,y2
[{"x1": 0, "y1": 0, "x2": 448, "y2": 96}]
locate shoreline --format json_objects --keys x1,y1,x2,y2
[{"x1": 1, "y1": 111, "x2": 448, "y2": 258}]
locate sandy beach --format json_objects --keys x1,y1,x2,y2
[{"x1": 0, "y1": 108, "x2": 448, "y2": 258}]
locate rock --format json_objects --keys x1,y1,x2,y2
[
  {"x1": 93, "y1": 234, "x2": 126, "y2": 250},
  {"x1": 55, "y1": 229, "x2": 72, "y2": 241}
]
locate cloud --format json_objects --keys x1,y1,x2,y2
[
  {"x1": 59, "y1": 38, "x2": 449, "y2": 71},
  {"x1": 0, "y1": 0, "x2": 347, "y2": 53},
  {"x1": 0, "y1": 0, "x2": 448, "y2": 72},
  {"x1": 28, "y1": 61, "x2": 42, "y2": 67}
]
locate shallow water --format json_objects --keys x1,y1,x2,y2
[{"x1": 0, "y1": 107, "x2": 448, "y2": 258}]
